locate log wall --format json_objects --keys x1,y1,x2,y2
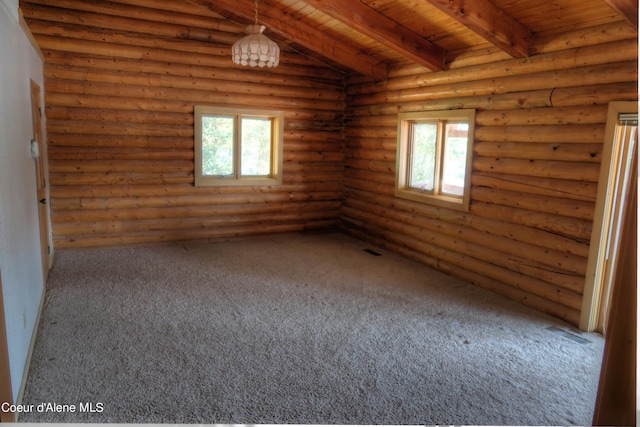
[
  {"x1": 342, "y1": 23, "x2": 638, "y2": 325},
  {"x1": 21, "y1": 0, "x2": 346, "y2": 249}
]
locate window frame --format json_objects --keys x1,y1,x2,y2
[
  {"x1": 194, "y1": 105, "x2": 284, "y2": 187},
  {"x1": 395, "y1": 109, "x2": 475, "y2": 211}
]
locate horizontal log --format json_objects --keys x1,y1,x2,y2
[
  {"x1": 341, "y1": 205, "x2": 584, "y2": 308},
  {"x1": 50, "y1": 172, "x2": 194, "y2": 186},
  {"x1": 46, "y1": 91, "x2": 344, "y2": 120},
  {"x1": 48, "y1": 169, "x2": 348, "y2": 185},
  {"x1": 470, "y1": 201, "x2": 592, "y2": 242},
  {"x1": 48, "y1": 134, "x2": 193, "y2": 149},
  {"x1": 47, "y1": 126, "x2": 342, "y2": 152},
  {"x1": 344, "y1": 158, "x2": 395, "y2": 174},
  {"x1": 27, "y1": 15, "x2": 317, "y2": 75},
  {"x1": 34, "y1": 33, "x2": 223, "y2": 63},
  {"x1": 344, "y1": 137, "x2": 397, "y2": 152},
  {"x1": 378, "y1": 47, "x2": 510, "y2": 82},
  {"x1": 473, "y1": 157, "x2": 601, "y2": 182},
  {"x1": 49, "y1": 147, "x2": 193, "y2": 161},
  {"x1": 28, "y1": 18, "x2": 232, "y2": 56},
  {"x1": 348, "y1": 61, "x2": 637, "y2": 106},
  {"x1": 471, "y1": 186, "x2": 596, "y2": 221},
  {"x1": 45, "y1": 79, "x2": 344, "y2": 111},
  {"x1": 52, "y1": 198, "x2": 341, "y2": 216},
  {"x1": 107, "y1": 0, "x2": 226, "y2": 18},
  {"x1": 468, "y1": 213, "x2": 589, "y2": 260},
  {"x1": 475, "y1": 124, "x2": 605, "y2": 143},
  {"x1": 345, "y1": 226, "x2": 580, "y2": 325},
  {"x1": 346, "y1": 104, "x2": 609, "y2": 129},
  {"x1": 42, "y1": 51, "x2": 344, "y2": 88},
  {"x1": 46, "y1": 106, "x2": 193, "y2": 125},
  {"x1": 47, "y1": 119, "x2": 193, "y2": 137},
  {"x1": 53, "y1": 209, "x2": 341, "y2": 236},
  {"x1": 49, "y1": 182, "x2": 344, "y2": 198},
  {"x1": 53, "y1": 221, "x2": 339, "y2": 250},
  {"x1": 344, "y1": 148, "x2": 395, "y2": 162},
  {"x1": 21, "y1": 0, "x2": 236, "y2": 32},
  {"x1": 347, "y1": 89, "x2": 555, "y2": 117},
  {"x1": 282, "y1": 162, "x2": 344, "y2": 172},
  {"x1": 46, "y1": 91, "x2": 197, "y2": 114},
  {"x1": 344, "y1": 181, "x2": 395, "y2": 199},
  {"x1": 343, "y1": 126, "x2": 396, "y2": 139},
  {"x1": 344, "y1": 115, "x2": 397, "y2": 128},
  {"x1": 283, "y1": 130, "x2": 343, "y2": 143},
  {"x1": 283, "y1": 151, "x2": 344, "y2": 163},
  {"x1": 347, "y1": 81, "x2": 636, "y2": 119},
  {"x1": 49, "y1": 159, "x2": 192, "y2": 173},
  {"x1": 286, "y1": 120, "x2": 343, "y2": 132},
  {"x1": 44, "y1": 66, "x2": 345, "y2": 102},
  {"x1": 31, "y1": 27, "x2": 320, "y2": 78},
  {"x1": 351, "y1": 38, "x2": 638, "y2": 94},
  {"x1": 52, "y1": 196, "x2": 341, "y2": 223},
  {"x1": 28, "y1": 0, "x2": 336, "y2": 71},
  {"x1": 49, "y1": 147, "x2": 343, "y2": 167},
  {"x1": 531, "y1": 22, "x2": 638, "y2": 54},
  {"x1": 550, "y1": 81, "x2": 639, "y2": 107},
  {"x1": 345, "y1": 186, "x2": 590, "y2": 257},
  {"x1": 474, "y1": 142, "x2": 602, "y2": 162},
  {"x1": 343, "y1": 170, "x2": 396, "y2": 188},
  {"x1": 475, "y1": 104, "x2": 608, "y2": 126},
  {"x1": 283, "y1": 173, "x2": 344, "y2": 184},
  {"x1": 471, "y1": 172, "x2": 598, "y2": 202},
  {"x1": 343, "y1": 194, "x2": 588, "y2": 278},
  {"x1": 382, "y1": 26, "x2": 637, "y2": 81},
  {"x1": 286, "y1": 141, "x2": 346, "y2": 152}
]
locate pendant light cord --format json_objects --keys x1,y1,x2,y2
[{"x1": 254, "y1": 0, "x2": 259, "y2": 25}]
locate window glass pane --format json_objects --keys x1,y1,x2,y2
[
  {"x1": 409, "y1": 122, "x2": 437, "y2": 191},
  {"x1": 241, "y1": 117, "x2": 272, "y2": 176},
  {"x1": 441, "y1": 122, "x2": 469, "y2": 196},
  {"x1": 202, "y1": 115, "x2": 234, "y2": 176}
]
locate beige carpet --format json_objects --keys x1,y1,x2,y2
[{"x1": 19, "y1": 232, "x2": 604, "y2": 425}]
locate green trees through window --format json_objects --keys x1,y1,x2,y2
[
  {"x1": 408, "y1": 121, "x2": 469, "y2": 197},
  {"x1": 202, "y1": 116, "x2": 234, "y2": 176},
  {"x1": 194, "y1": 105, "x2": 284, "y2": 187},
  {"x1": 201, "y1": 116, "x2": 272, "y2": 177},
  {"x1": 396, "y1": 109, "x2": 475, "y2": 211},
  {"x1": 240, "y1": 118, "x2": 271, "y2": 176}
]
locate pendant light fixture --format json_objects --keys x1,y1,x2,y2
[{"x1": 231, "y1": 0, "x2": 280, "y2": 68}]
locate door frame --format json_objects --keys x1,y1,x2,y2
[
  {"x1": 30, "y1": 79, "x2": 51, "y2": 284},
  {"x1": 580, "y1": 101, "x2": 638, "y2": 332}
]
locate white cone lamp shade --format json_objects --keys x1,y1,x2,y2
[{"x1": 232, "y1": 24, "x2": 280, "y2": 68}]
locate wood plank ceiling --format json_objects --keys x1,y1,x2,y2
[{"x1": 188, "y1": 0, "x2": 637, "y2": 79}]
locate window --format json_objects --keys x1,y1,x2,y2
[
  {"x1": 396, "y1": 109, "x2": 475, "y2": 210},
  {"x1": 194, "y1": 105, "x2": 284, "y2": 186}
]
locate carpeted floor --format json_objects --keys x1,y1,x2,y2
[{"x1": 19, "y1": 232, "x2": 604, "y2": 425}]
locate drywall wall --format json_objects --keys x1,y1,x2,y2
[{"x1": 0, "y1": 0, "x2": 45, "y2": 403}]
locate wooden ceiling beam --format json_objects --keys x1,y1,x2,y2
[
  {"x1": 604, "y1": 0, "x2": 638, "y2": 30},
  {"x1": 302, "y1": 0, "x2": 447, "y2": 72},
  {"x1": 425, "y1": 0, "x2": 532, "y2": 58},
  {"x1": 188, "y1": 0, "x2": 388, "y2": 80}
]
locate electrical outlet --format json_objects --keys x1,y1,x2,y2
[{"x1": 23, "y1": 309, "x2": 28, "y2": 329}]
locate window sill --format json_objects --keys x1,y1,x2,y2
[
  {"x1": 195, "y1": 176, "x2": 282, "y2": 187},
  {"x1": 395, "y1": 187, "x2": 469, "y2": 211}
]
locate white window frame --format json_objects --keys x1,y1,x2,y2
[
  {"x1": 395, "y1": 109, "x2": 475, "y2": 211},
  {"x1": 194, "y1": 105, "x2": 284, "y2": 187}
]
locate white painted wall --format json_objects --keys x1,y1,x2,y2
[{"x1": 0, "y1": 0, "x2": 46, "y2": 402}]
